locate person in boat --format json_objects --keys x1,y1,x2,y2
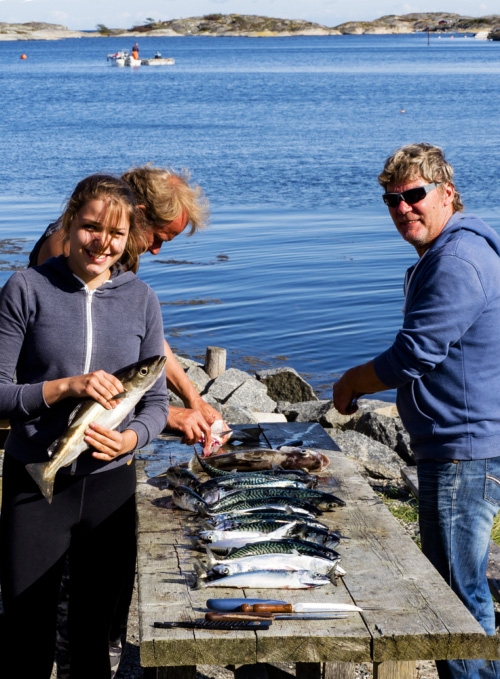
[
  {"x1": 0, "y1": 174, "x2": 169, "y2": 678},
  {"x1": 333, "y1": 143, "x2": 500, "y2": 679},
  {"x1": 131, "y1": 42, "x2": 139, "y2": 59},
  {"x1": 29, "y1": 164, "x2": 224, "y2": 447}
]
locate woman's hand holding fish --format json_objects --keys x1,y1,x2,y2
[
  {"x1": 85, "y1": 422, "x2": 138, "y2": 461},
  {"x1": 43, "y1": 370, "x2": 125, "y2": 409}
]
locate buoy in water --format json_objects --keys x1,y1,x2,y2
[
  {"x1": 20, "y1": 54, "x2": 27, "y2": 60},
  {"x1": 401, "y1": 109, "x2": 406, "y2": 113}
]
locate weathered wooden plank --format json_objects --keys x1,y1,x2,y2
[
  {"x1": 401, "y1": 465, "x2": 500, "y2": 604},
  {"x1": 373, "y1": 661, "x2": 416, "y2": 678},
  {"x1": 323, "y1": 662, "x2": 356, "y2": 679}
]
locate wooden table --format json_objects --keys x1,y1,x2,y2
[{"x1": 136, "y1": 422, "x2": 499, "y2": 679}]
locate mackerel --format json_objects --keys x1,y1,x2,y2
[
  {"x1": 201, "y1": 569, "x2": 331, "y2": 589},
  {"x1": 224, "y1": 538, "x2": 341, "y2": 562},
  {"x1": 208, "y1": 487, "x2": 345, "y2": 513}
]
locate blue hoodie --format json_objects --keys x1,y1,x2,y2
[
  {"x1": 373, "y1": 212, "x2": 500, "y2": 461},
  {"x1": 0, "y1": 255, "x2": 168, "y2": 474}
]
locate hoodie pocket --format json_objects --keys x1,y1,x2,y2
[{"x1": 398, "y1": 380, "x2": 435, "y2": 439}]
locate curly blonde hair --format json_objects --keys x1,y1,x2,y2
[
  {"x1": 378, "y1": 143, "x2": 464, "y2": 212},
  {"x1": 121, "y1": 165, "x2": 210, "y2": 235},
  {"x1": 61, "y1": 174, "x2": 147, "y2": 273}
]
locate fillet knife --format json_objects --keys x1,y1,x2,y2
[
  {"x1": 206, "y1": 612, "x2": 348, "y2": 622},
  {"x1": 242, "y1": 602, "x2": 364, "y2": 614},
  {"x1": 206, "y1": 598, "x2": 287, "y2": 612}
]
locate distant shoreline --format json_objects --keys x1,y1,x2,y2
[{"x1": 1, "y1": 13, "x2": 499, "y2": 41}]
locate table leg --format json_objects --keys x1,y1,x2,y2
[
  {"x1": 143, "y1": 667, "x2": 196, "y2": 679},
  {"x1": 373, "y1": 661, "x2": 416, "y2": 678},
  {"x1": 296, "y1": 663, "x2": 356, "y2": 679}
]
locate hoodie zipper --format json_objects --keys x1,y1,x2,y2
[{"x1": 71, "y1": 278, "x2": 96, "y2": 473}]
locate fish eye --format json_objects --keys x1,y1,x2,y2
[{"x1": 140, "y1": 367, "x2": 149, "y2": 375}]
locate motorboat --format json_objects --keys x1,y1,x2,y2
[{"x1": 107, "y1": 50, "x2": 174, "y2": 67}]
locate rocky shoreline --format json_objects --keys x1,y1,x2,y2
[{"x1": 2, "y1": 13, "x2": 500, "y2": 41}]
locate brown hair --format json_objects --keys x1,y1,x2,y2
[
  {"x1": 121, "y1": 165, "x2": 210, "y2": 235},
  {"x1": 378, "y1": 143, "x2": 464, "y2": 212},
  {"x1": 61, "y1": 174, "x2": 147, "y2": 273}
]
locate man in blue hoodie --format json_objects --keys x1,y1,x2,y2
[{"x1": 333, "y1": 143, "x2": 500, "y2": 679}]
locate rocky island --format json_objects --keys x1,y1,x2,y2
[{"x1": 1, "y1": 12, "x2": 500, "y2": 40}]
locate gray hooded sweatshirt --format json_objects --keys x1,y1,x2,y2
[{"x1": 0, "y1": 255, "x2": 168, "y2": 474}]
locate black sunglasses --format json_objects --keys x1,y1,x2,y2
[{"x1": 382, "y1": 182, "x2": 442, "y2": 208}]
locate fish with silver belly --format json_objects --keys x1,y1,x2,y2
[
  {"x1": 198, "y1": 522, "x2": 295, "y2": 554},
  {"x1": 200, "y1": 569, "x2": 331, "y2": 589},
  {"x1": 197, "y1": 550, "x2": 344, "y2": 579},
  {"x1": 198, "y1": 520, "x2": 341, "y2": 549},
  {"x1": 206, "y1": 512, "x2": 330, "y2": 532},
  {"x1": 26, "y1": 355, "x2": 167, "y2": 504},
  {"x1": 207, "y1": 496, "x2": 324, "y2": 517},
  {"x1": 208, "y1": 486, "x2": 345, "y2": 513},
  {"x1": 224, "y1": 538, "x2": 341, "y2": 562}
]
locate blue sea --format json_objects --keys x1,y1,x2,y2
[{"x1": 1, "y1": 33, "x2": 500, "y2": 400}]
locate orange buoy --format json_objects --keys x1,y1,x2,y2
[{"x1": 20, "y1": 54, "x2": 27, "y2": 60}]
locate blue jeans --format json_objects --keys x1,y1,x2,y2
[{"x1": 418, "y1": 458, "x2": 500, "y2": 679}]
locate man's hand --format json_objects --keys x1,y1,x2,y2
[
  {"x1": 167, "y1": 406, "x2": 213, "y2": 445},
  {"x1": 333, "y1": 361, "x2": 389, "y2": 415}
]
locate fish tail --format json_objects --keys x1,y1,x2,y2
[
  {"x1": 25, "y1": 462, "x2": 55, "y2": 504},
  {"x1": 193, "y1": 559, "x2": 209, "y2": 579},
  {"x1": 205, "y1": 546, "x2": 217, "y2": 568}
]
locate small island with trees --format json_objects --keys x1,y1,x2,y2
[{"x1": 1, "y1": 12, "x2": 499, "y2": 41}]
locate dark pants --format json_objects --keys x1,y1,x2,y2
[{"x1": 0, "y1": 453, "x2": 137, "y2": 679}]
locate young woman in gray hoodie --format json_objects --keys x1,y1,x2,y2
[{"x1": 0, "y1": 174, "x2": 169, "y2": 678}]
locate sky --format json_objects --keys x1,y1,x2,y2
[{"x1": 0, "y1": 0, "x2": 497, "y2": 31}]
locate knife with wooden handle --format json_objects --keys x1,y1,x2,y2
[{"x1": 206, "y1": 612, "x2": 348, "y2": 622}]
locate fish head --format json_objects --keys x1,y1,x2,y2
[{"x1": 114, "y1": 355, "x2": 167, "y2": 396}]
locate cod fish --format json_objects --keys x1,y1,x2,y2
[
  {"x1": 26, "y1": 355, "x2": 167, "y2": 503},
  {"x1": 189, "y1": 447, "x2": 330, "y2": 473}
]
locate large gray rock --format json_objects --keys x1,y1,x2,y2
[
  {"x1": 256, "y1": 367, "x2": 318, "y2": 403},
  {"x1": 173, "y1": 354, "x2": 204, "y2": 371},
  {"x1": 277, "y1": 400, "x2": 332, "y2": 423},
  {"x1": 352, "y1": 411, "x2": 414, "y2": 465},
  {"x1": 328, "y1": 429, "x2": 406, "y2": 482},
  {"x1": 327, "y1": 398, "x2": 398, "y2": 430},
  {"x1": 224, "y1": 379, "x2": 277, "y2": 412},
  {"x1": 204, "y1": 368, "x2": 253, "y2": 403},
  {"x1": 221, "y1": 405, "x2": 259, "y2": 425},
  {"x1": 185, "y1": 365, "x2": 212, "y2": 394}
]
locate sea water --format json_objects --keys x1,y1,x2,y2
[{"x1": 1, "y1": 34, "x2": 500, "y2": 398}]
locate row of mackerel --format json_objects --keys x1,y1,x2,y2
[{"x1": 165, "y1": 446, "x2": 346, "y2": 588}]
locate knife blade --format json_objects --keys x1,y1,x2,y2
[
  {"x1": 242, "y1": 602, "x2": 363, "y2": 614},
  {"x1": 206, "y1": 612, "x2": 348, "y2": 622},
  {"x1": 154, "y1": 619, "x2": 271, "y2": 630}
]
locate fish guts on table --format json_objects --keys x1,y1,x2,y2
[{"x1": 162, "y1": 444, "x2": 348, "y2": 589}]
